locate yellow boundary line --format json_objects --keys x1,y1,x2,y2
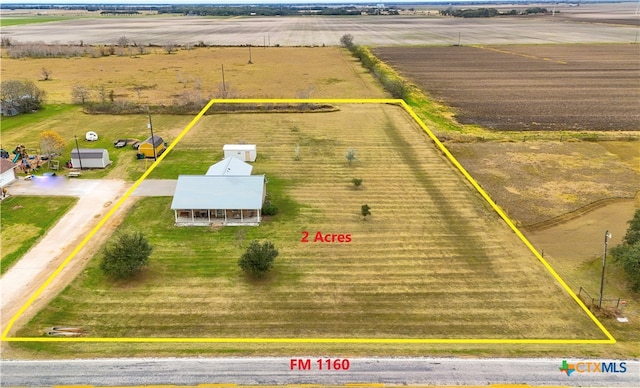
[{"x1": 1, "y1": 98, "x2": 615, "y2": 344}]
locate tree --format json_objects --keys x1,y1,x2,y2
[
  {"x1": 622, "y1": 209, "x2": 640, "y2": 246},
  {"x1": 40, "y1": 67, "x2": 52, "y2": 81},
  {"x1": 238, "y1": 240, "x2": 278, "y2": 278},
  {"x1": 340, "y1": 33, "x2": 354, "y2": 49},
  {"x1": 71, "y1": 84, "x2": 91, "y2": 105},
  {"x1": 0, "y1": 80, "x2": 46, "y2": 113},
  {"x1": 345, "y1": 149, "x2": 357, "y2": 166},
  {"x1": 39, "y1": 130, "x2": 66, "y2": 157},
  {"x1": 361, "y1": 204, "x2": 371, "y2": 219},
  {"x1": 352, "y1": 178, "x2": 363, "y2": 189},
  {"x1": 164, "y1": 43, "x2": 177, "y2": 54},
  {"x1": 100, "y1": 232, "x2": 153, "y2": 279},
  {"x1": 611, "y1": 209, "x2": 640, "y2": 291},
  {"x1": 117, "y1": 35, "x2": 129, "y2": 47},
  {"x1": 612, "y1": 243, "x2": 640, "y2": 292}
]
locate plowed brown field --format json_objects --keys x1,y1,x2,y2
[{"x1": 373, "y1": 44, "x2": 640, "y2": 131}]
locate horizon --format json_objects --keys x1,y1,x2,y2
[{"x1": 0, "y1": 0, "x2": 616, "y2": 4}]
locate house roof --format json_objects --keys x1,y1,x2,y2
[
  {"x1": 142, "y1": 135, "x2": 164, "y2": 147},
  {"x1": 171, "y1": 175, "x2": 265, "y2": 210},
  {"x1": 206, "y1": 157, "x2": 253, "y2": 176},
  {"x1": 71, "y1": 148, "x2": 108, "y2": 159},
  {"x1": 0, "y1": 158, "x2": 17, "y2": 173}
]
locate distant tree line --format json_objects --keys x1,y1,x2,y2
[
  {"x1": 440, "y1": 7, "x2": 549, "y2": 18},
  {"x1": 159, "y1": 5, "x2": 365, "y2": 17}
]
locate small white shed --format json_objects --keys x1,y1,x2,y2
[
  {"x1": 71, "y1": 148, "x2": 112, "y2": 169},
  {"x1": 223, "y1": 144, "x2": 257, "y2": 162}
]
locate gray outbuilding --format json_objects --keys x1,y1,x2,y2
[{"x1": 70, "y1": 148, "x2": 112, "y2": 169}]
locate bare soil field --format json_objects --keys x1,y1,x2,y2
[
  {"x1": 373, "y1": 44, "x2": 640, "y2": 131},
  {"x1": 0, "y1": 47, "x2": 385, "y2": 104},
  {"x1": 1, "y1": 6, "x2": 638, "y2": 47}
]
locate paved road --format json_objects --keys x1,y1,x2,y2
[
  {"x1": 1, "y1": 357, "x2": 638, "y2": 386},
  {"x1": 132, "y1": 179, "x2": 177, "y2": 196}
]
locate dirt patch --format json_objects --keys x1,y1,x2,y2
[{"x1": 373, "y1": 44, "x2": 640, "y2": 131}]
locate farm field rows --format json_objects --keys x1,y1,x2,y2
[
  {"x1": 16, "y1": 104, "x2": 607, "y2": 345},
  {"x1": 2, "y1": 6, "x2": 638, "y2": 46},
  {"x1": 373, "y1": 44, "x2": 640, "y2": 131}
]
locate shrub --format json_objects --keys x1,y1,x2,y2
[
  {"x1": 238, "y1": 240, "x2": 278, "y2": 278},
  {"x1": 261, "y1": 200, "x2": 278, "y2": 216},
  {"x1": 100, "y1": 232, "x2": 152, "y2": 279}
]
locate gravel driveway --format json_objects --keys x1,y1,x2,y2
[{"x1": 0, "y1": 177, "x2": 130, "y2": 331}]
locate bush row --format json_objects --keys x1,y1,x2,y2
[{"x1": 341, "y1": 35, "x2": 409, "y2": 100}]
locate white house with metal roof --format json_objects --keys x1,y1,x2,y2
[
  {"x1": 171, "y1": 174, "x2": 266, "y2": 226},
  {"x1": 206, "y1": 157, "x2": 253, "y2": 176}
]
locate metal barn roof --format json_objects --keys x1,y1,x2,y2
[
  {"x1": 171, "y1": 175, "x2": 265, "y2": 210},
  {"x1": 142, "y1": 135, "x2": 164, "y2": 147},
  {"x1": 70, "y1": 148, "x2": 108, "y2": 159}
]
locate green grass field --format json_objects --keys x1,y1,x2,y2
[
  {"x1": 1, "y1": 196, "x2": 77, "y2": 274},
  {"x1": 0, "y1": 17, "x2": 76, "y2": 27},
  {"x1": 16, "y1": 104, "x2": 606, "y2": 346},
  {"x1": 0, "y1": 105, "x2": 194, "y2": 180}
]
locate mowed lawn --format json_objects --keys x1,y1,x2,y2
[
  {"x1": 20, "y1": 104, "x2": 605, "y2": 340},
  {"x1": 1, "y1": 196, "x2": 77, "y2": 274}
]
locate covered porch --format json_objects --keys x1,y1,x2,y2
[{"x1": 174, "y1": 208, "x2": 261, "y2": 226}]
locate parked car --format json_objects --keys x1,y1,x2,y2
[{"x1": 114, "y1": 139, "x2": 127, "y2": 148}]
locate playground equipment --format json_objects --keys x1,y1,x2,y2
[{"x1": 12, "y1": 145, "x2": 31, "y2": 171}]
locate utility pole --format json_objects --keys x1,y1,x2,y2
[
  {"x1": 221, "y1": 64, "x2": 226, "y2": 93},
  {"x1": 148, "y1": 115, "x2": 157, "y2": 161},
  {"x1": 74, "y1": 135, "x2": 83, "y2": 170},
  {"x1": 598, "y1": 230, "x2": 612, "y2": 309}
]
